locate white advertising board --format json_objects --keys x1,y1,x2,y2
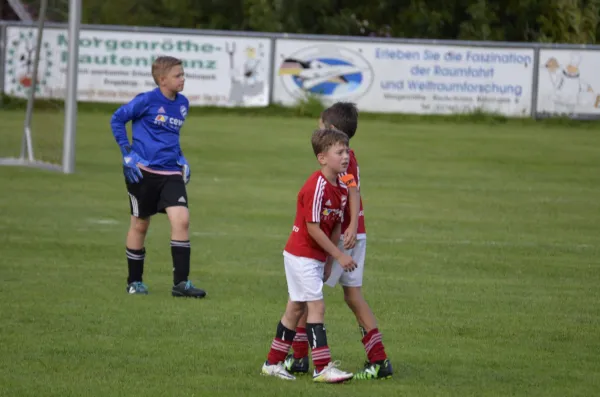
[
  {"x1": 273, "y1": 39, "x2": 534, "y2": 116},
  {"x1": 4, "y1": 26, "x2": 271, "y2": 106},
  {"x1": 536, "y1": 49, "x2": 600, "y2": 117}
]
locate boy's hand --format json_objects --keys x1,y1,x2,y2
[
  {"x1": 122, "y1": 150, "x2": 149, "y2": 183},
  {"x1": 343, "y1": 227, "x2": 357, "y2": 249},
  {"x1": 336, "y1": 253, "x2": 357, "y2": 272},
  {"x1": 177, "y1": 156, "x2": 191, "y2": 184}
]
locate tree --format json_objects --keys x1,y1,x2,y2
[
  {"x1": 72, "y1": 0, "x2": 600, "y2": 44},
  {"x1": 537, "y1": 0, "x2": 600, "y2": 43}
]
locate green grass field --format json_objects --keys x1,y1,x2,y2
[{"x1": 0, "y1": 109, "x2": 599, "y2": 397}]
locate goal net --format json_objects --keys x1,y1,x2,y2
[{"x1": 0, "y1": 0, "x2": 79, "y2": 173}]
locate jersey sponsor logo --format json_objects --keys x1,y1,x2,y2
[
  {"x1": 180, "y1": 105, "x2": 188, "y2": 118},
  {"x1": 153, "y1": 115, "x2": 185, "y2": 128},
  {"x1": 322, "y1": 207, "x2": 342, "y2": 218},
  {"x1": 169, "y1": 118, "x2": 184, "y2": 127}
]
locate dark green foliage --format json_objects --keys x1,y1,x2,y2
[
  {"x1": 66, "y1": 0, "x2": 600, "y2": 43},
  {"x1": 19, "y1": 0, "x2": 599, "y2": 43}
]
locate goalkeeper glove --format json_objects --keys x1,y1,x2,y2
[
  {"x1": 177, "y1": 155, "x2": 191, "y2": 184},
  {"x1": 121, "y1": 146, "x2": 149, "y2": 183}
]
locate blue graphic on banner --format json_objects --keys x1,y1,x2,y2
[
  {"x1": 289, "y1": 58, "x2": 363, "y2": 96},
  {"x1": 277, "y1": 44, "x2": 374, "y2": 102}
]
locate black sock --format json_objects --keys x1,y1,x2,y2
[
  {"x1": 276, "y1": 321, "x2": 297, "y2": 343},
  {"x1": 306, "y1": 323, "x2": 328, "y2": 349},
  {"x1": 126, "y1": 247, "x2": 145, "y2": 284},
  {"x1": 171, "y1": 240, "x2": 190, "y2": 285}
]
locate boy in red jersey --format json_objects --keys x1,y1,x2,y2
[
  {"x1": 261, "y1": 128, "x2": 357, "y2": 383},
  {"x1": 285, "y1": 102, "x2": 393, "y2": 380}
]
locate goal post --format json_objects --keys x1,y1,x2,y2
[
  {"x1": 22, "y1": 0, "x2": 48, "y2": 164},
  {"x1": 0, "y1": 0, "x2": 81, "y2": 174},
  {"x1": 63, "y1": 0, "x2": 80, "y2": 174}
]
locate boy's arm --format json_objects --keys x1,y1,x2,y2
[
  {"x1": 110, "y1": 93, "x2": 148, "y2": 155},
  {"x1": 306, "y1": 222, "x2": 356, "y2": 271},
  {"x1": 340, "y1": 174, "x2": 360, "y2": 249},
  {"x1": 176, "y1": 98, "x2": 190, "y2": 158},
  {"x1": 110, "y1": 94, "x2": 149, "y2": 183},
  {"x1": 306, "y1": 222, "x2": 343, "y2": 259},
  {"x1": 344, "y1": 186, "x2": 360, "y2": 249},
  {"x1": 176, "y1": 98, "x2": 191, "y2": 184},
  {"x1": 302, "y1": 183, "x2": 355, "y2": 271}
]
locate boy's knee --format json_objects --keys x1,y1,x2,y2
[
  {"x1": 306, "y1": 300, "x2": 325, "y2": 317},
  {"x1": 174, "y1": 217, "x2": 190, "y2": 232},
  {"x1": 288, "y1": 302, "x2": 306, "y2": 318},
  {"x1": 167, "y1": 207, "x2": 190, "y2": 231},
  {"x1": 130, "y1": 217, "x2": 150, "y2": 234},
  {"x1": 283, "y1": 301, "x2": 306, "y2": 326}
]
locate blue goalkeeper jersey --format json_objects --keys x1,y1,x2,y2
[{"x1": 110, "y1": 88, "x2": 190, "y2": 172}]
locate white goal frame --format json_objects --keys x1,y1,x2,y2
[{"x1": 0, "y1": 0, "x2": 81, "y2": 174}]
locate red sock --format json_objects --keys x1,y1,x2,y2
[
  {"x1": 292, "y1": 327, "x2": 309, "y2": 359},
  {"x1": 311, "y1": 346, "x2": 331, "y2": 373},
  {"x1": 267, "y1": 338, "x2": 292, "y2": 365},
  {"x1": 362, "y1": 328, "x2": 388, "y2": 363}
]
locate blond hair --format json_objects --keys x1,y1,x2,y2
[
  {"x1": 151, "y1": 56, "x2": 182, "y2": 85},
  {"x1": 311, "y1": 128, "x2": 349, "y2": 157}
]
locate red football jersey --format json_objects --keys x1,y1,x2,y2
[
  {"x1": 341, "y1": 149, "x2": 366, "y2": 237},
  {"x1": 284, "y1": 171, "x2": 349, "y2": 262}
]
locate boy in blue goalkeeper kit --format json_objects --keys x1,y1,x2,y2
[{"x1": 110, "y1": 56, "x2": 206, "y2": 298}]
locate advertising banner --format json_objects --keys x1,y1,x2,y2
[
  {"x1": 273, "y1": 39, "x2": 534, "y2": 116},
  {"x1": 3, "y1": 26, "x2": 271, "y2": 106},
  {"x1": 536, "y1": 49, "x2": 600, "y2": 118}
]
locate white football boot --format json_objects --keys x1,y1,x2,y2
[
  {"x1": 312, "y1": 360, "x2": 354, "y2": 383},
  {"x1": 261, "y1": 361, "x2": 296, "y2": 380}
]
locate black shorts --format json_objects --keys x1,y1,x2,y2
[{"x1": 126, "y1": 170, "x2": 188, "y2": 218}]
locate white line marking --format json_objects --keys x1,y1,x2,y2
[{"x1": 87, "y1": 218, "x2": 120, "y2": 225}]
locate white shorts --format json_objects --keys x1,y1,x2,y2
[
  {"x1": 324, "y1": 239, "x2": 366, "y2": 288},
  {"x1": 283, "y1": 251, "x2": 325, "y2": 302}
]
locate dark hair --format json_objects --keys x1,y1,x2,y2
[
  {"x1": 311, "y1": 128, "x2": 349, "y2": 157},
  {"x1": 320, "y1": 102, "x2": 358, "y2": 139}
]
